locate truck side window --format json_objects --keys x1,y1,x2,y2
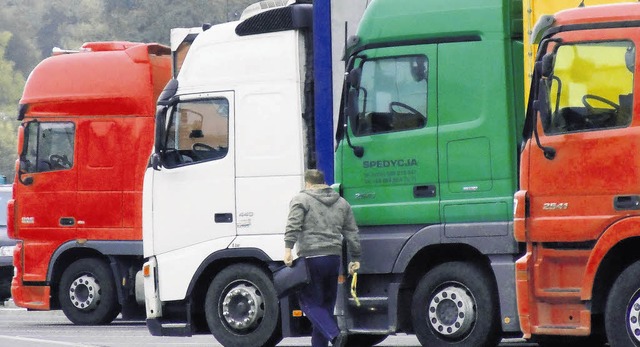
[
  {"x1": 350, "y1": 55, "x2": 428, "y2": 136},
  {"x1": 543, "y1": 41, "x2": 634, "y2": 134},
  {"x1": 164, "y1": 98, "x2": 229, "y2": 167},
  {"x1": 21, "y1": 122, "x2": 75, "y2": 173}
]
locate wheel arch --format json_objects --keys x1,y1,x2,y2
[
  {"x1": 399, "y1": 243, "x2": 494, "y2": 289},
  {"x1": 590, "y1": 236, "x2": 640, "y2": 314},
  {"x1": 581, "y1": 216, "x2": 640, "y2": 305},
  {"x1": 185, "y1": 248, "x2": 275, "y2": 319},
  {"x1": 48, "y1": 240, "x2": 143, "y2": 309}
]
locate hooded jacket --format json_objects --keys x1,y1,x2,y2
[{"x1": 284, "y1": 184, "x2": 361, "y2": 262}]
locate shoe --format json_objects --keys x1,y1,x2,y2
[{"x1": 332, "y1": 331, "x2": 347, "y2": 347}]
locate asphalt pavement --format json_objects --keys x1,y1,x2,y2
[{"x1": 0, "y1": 299, "x2": 537, "y2": 347}]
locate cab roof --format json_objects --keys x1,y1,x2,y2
[{"x1": 20, "y1": 42, "x2": 170, "y2": 118}]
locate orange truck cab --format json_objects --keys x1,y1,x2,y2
[
  {"x1": 515, "y1": 3, "x2": 640, "y2": 346},
  {"x1": 8, "y1": 41, "x2": 171, "y2": 325}
]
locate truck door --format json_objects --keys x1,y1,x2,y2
[
  {"x1": 340, "y1": 45, "x2": 439, "y2": 225},
  {"x1": 151, "y1": 92, "x2": 235, "y2": 254},
  {"x1": 528, "y1": 34, "x2": 637, "y2": 242},
  {"x1": 16, "y1": 120, "x2": 77, "y2": 281}
]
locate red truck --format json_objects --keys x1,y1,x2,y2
[
  {"x1": 515, "y1": 3, "x2": 640, "y2": 346},
  {"x1": 8, "y1": 41, "x2": 171, "y2": 324}
]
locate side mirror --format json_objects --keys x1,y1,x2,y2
[
  {"x1": 535, "y1": 79, "x2": 551, "y2": 130},
  {"x1": 21, "y1": 176, "x2": 33, "y2": 186},
  {"x1": 155, "y1": 106, "x2": 167, "y2": 155},
  {"x1": 17, "y1": 125, "x2": 25, "y2": 156},
  {"x1": 541, "y1": 54, "x2": 555, "y2": 78},
  {"x1": 151, "y1": 153, "x2": 162, "y2": 171},
  {"x1": 347, "y1": 67, "x2": 362, "y2": 89},
  {"x1": 346, "y1": 89, "x2": 360, "y2": 127},
  {"x1": 157, "y1": 79, "x2": 178, "y2": 106}
]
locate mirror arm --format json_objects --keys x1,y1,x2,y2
[{"x1": 17, "y1": 170, "x2": 33, "y2": 186}]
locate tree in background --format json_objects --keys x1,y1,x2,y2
[
  {"x1": 0, "y1": 0, "x2": 257, "y2": 182},
  {"x1": 0, "y1": 31, "x2": 23, "y2": 181}
]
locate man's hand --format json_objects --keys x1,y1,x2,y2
[
  {"x1": 284, "y1": 248, "x2": 293, "y2": 267},
  {"x1": 348, "y1": 261, "x2": 360, "y2": 275}
]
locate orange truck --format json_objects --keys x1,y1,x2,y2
[
  {"x1": 8, "y1": 42, "x2": 171, "y2": 324},
  {"x1": 515, "y1": 3, "x2": 640, "y2": 346}
]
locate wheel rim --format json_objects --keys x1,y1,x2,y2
[
  {"x1": 627, "y1": 290, "x2": 640, "y2": 343},
  {"x1": 427, "y1": 282, "x2": 476, "y2": 339},
  {"x1": 220, "y1": 281, "x2": 265, "y2": 333},
  {"x1": 69, "y1": 274, "x2": 101, "y2": 311}
]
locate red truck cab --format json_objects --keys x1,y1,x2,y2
[
  {"x1": 9, "y1": 41, "x2": 171, "y2": 325},
  {"x1": 515, "y1": 4, "x2": 640, "y2": 346}
]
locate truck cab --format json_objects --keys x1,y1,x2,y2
[
  {"x1": 142, "y1": 1, "x2": 317, "y2": 345},
  {"x1": 515, "y1": 3, "x2": 640, "y2": 346},
  {"x1": 333, "y1": 0, "x2": 524, "y2": 345},
  {"x1": 9, "y1": 41, "x2": 171, "y2": 324}
]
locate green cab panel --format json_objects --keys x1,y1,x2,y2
[{"x1": 336, "y1": 0, "x2": 523, "y2": 227}]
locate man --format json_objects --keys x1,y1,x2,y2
[{"x1": 284, "y1": 169, "x2": 361, "y2": 347}]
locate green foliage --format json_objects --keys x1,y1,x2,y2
[
  {"x1": 0, "y1": 0, "x2": 258, "y2": 182},
  {"x1": 0, "y1": 120, "x2": 18, "y2": 182},
  {"x1": 0, "y1": 30, "x2": 23, "y2": 181}
]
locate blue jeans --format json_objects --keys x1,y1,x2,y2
[{"x1": 297, "y1": 255, "x2": 341, "y2": 347}]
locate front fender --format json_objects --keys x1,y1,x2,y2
[{"x1": 581, "y1": 216, "x2": 640, "y2": 299}]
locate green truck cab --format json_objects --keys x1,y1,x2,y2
[{"x1": 334, "y1": 0, "x2": 524, "y2": 345}]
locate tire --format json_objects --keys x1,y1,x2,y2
[
  {"x1": 0, "y1": 266, "x2": 13, "y2": 301},
  {"x1": 346, "y1": 333, "x2": 388, "y2": 346},
  {"x1": 605, "y1": 261, "x2": 640, "y2": 347},
  {"x1": 204, "y1": 263, "x2": 282, "y2": 347},
  {"x1": 58, "y1": 258, "x2": 121, "y2": 325},
  {"x1": 411, "y1": 261, "x2": 500, "y2": 347}
]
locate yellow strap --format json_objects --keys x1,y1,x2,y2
[{"x1": 350, "y1": 272, "x2": 360, "y2": 307}]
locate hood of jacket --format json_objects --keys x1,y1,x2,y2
[{"x1": 303, "y1": 184, "x2": 340, "y2": 206}]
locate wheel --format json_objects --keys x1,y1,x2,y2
[
  {"x1": 346, "y1": 333, "x2": 388, "y2": 346},
  {"x1": 411, "y1": 261, "x2": 500, "y2": 347},
  {"x1": 204, "y1": 263, "x2": 282, "y2": 347},
  {"x1": 0, "y1": 266, "x2": 12, "y2": 301},
  {"x1": 58, "y1": 258, "x2": 121, "y2": 325},
  {"x1": 605, "y1": 261, "x2": 640, "y2": 347}
]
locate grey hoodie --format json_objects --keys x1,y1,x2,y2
[{"x1": 284, "y1": 185, "x2": 361, "y2": 262}]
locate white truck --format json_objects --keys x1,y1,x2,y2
[{"x1": 142, "y1": 1, "x2": 322, "y2": 346}]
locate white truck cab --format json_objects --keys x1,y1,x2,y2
[{"x1": 142, "y1": 1, "x2": 315, "y2": 345}]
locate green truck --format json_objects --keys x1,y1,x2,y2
[{"x1": 334, "y1": 0, "x2": 524, "y2": 345}]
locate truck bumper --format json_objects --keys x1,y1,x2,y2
[
  {"x1": 142, "y1": 257, "x2": 162, "y2": 318},
  {"x1": 11, "y1": 279, "x2": 50, "y2": 310}
]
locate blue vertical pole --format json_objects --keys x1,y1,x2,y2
[{"x1": 313, "y1": 0, "x2": 334, "y2": 184}]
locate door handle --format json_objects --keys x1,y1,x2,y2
[
  {"x1": 414, "y1": 185, "x2": 436, "y2": 198},
  {"x1": 215, "y1": 213, "x2": 233, "y2": 223},
  {"x1": 59, "y1": 217, "x2": 75, "y2": 226},
  {"x1": 614, "y1": 196, "x2": 640, "y2": 210}
]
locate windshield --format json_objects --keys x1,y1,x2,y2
[
  {"x1": 21, "y1": 122, "x2": 75, "y2": 173},
  {"x1": 349, "y1": 55, "x2": 428, "y2": 136},
  {"x1": 162, "y1": 98, "x2": 229, "y2": 167},
  {"x1": 542, "y1": 41, "x2": 634, "y2": 134}
]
